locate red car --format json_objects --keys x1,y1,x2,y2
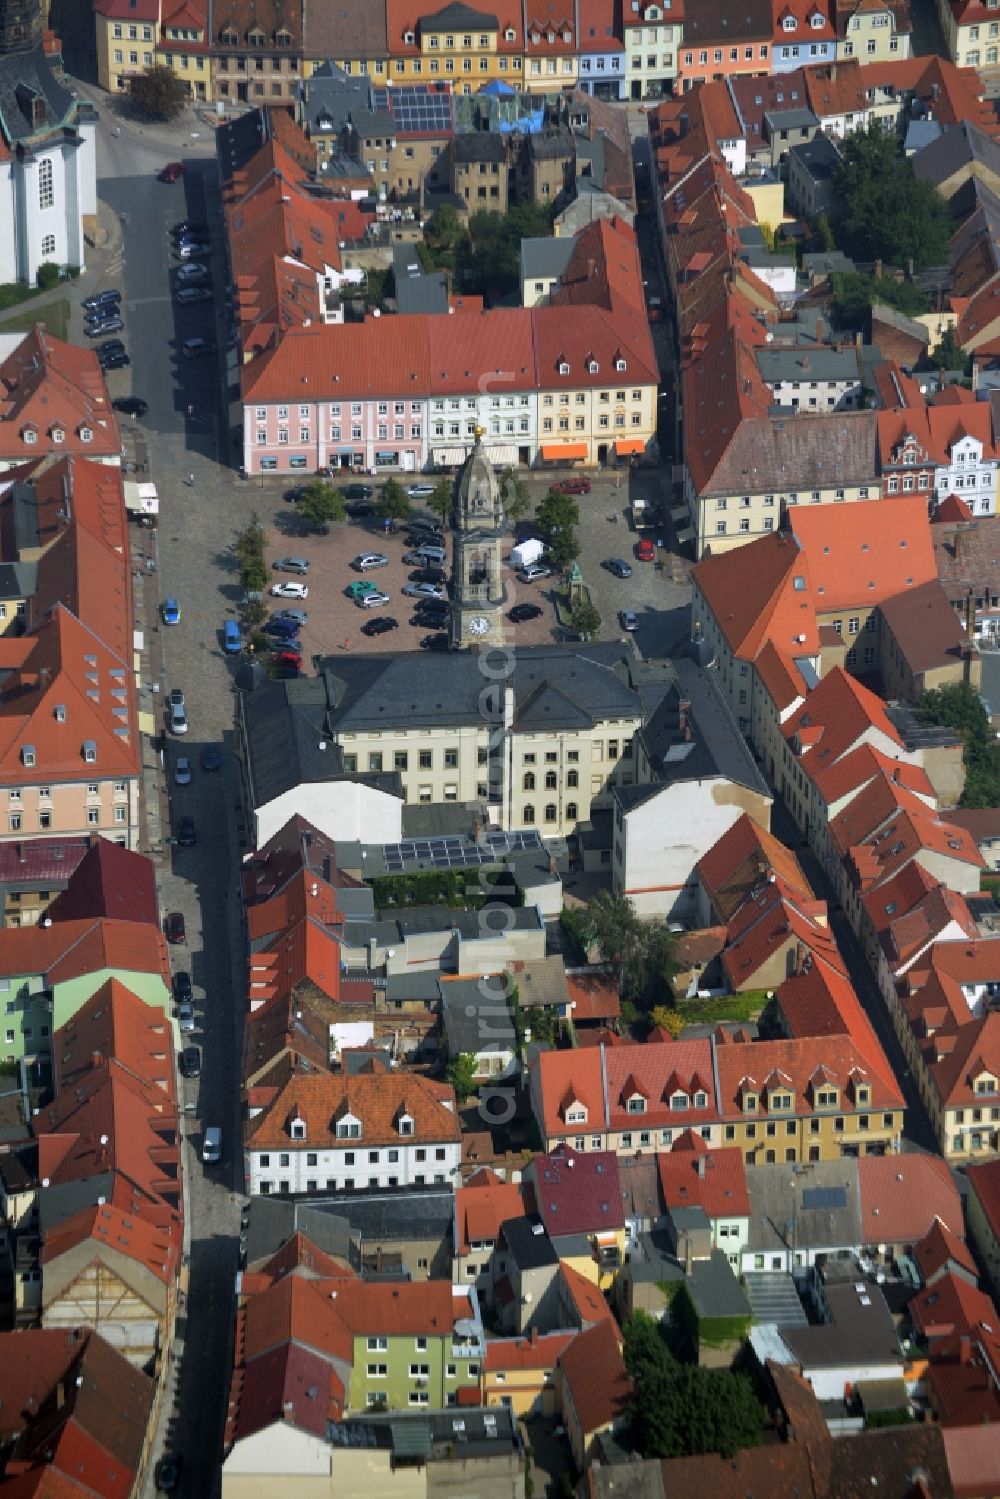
[
  {"x1": 555, "y1": 478, "x2": 592, "y2": 495},
  {"x1": 636, "y1": 537, "x2": 656, "y2": 561},
  {"x1": 159, "y1": 162, "x2": 183, "y2": 183},
  {"x1": 272, "y1": 649, "x2": 302, "y2": 669},
  {"x1": 165, "y1": 912, "x2": 186, "y2": 943}
]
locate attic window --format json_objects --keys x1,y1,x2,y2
[
  {"x1": 53, "y1": 705, "x2": 66, "y2": 722},
  {"x1": 614, "y1": 357, "x2": 626, "y2": 372},
  {"x1": 221, "y1": 27, "x2": 236, "y2": 43},
  {"x1": 404, "y1": 28, "x2": 415, "y2": 41},
  {"x1": 627, "y1": 1094, "x2": 646, "y2": 1114},
  {"x1": 51, "y1": 426, "x2": 65, "y2": 443},
  {"x1": 21, "y1": 745, "x2": 35, "y2": 768},
  {"x1": 290, "y1": 1118, "x2": 305, "y2": 1140},
  {"x1": 83, "y1": 741, "x2": 97, "y2": 764},
  {"x1": 505, "y1": 26, "x2": 516, "y2": 39},
  {"x1": 562, "y1": 27, "x2": 571, "y2": 40},
  {"x1": 398, "y1": 1113, "x2": 414, "y2": 1135},
  {"x1": 558, "y1": 359, "x2": 570, "y2": 375},
  {"x1": 587, "y1": 358, "x2": 598, "y2": 374},
  {"x1": 670, "y1": 1091, "x2": 688, "y2": 1110},
  {"x1": 693, "y1": 1090, "x2": 707, "y2": 1109},
  {"x1": 79, "y1": 427, "x2": 93, "y2": 443},
  {"x1": 565, "y1": 1103, "x2": 587, "y2": 1124},
  {"x1": 276, "y1": 27, "x2": 291, "y2": 44},
  {"x1": 22, "y1": 428, "x2": 37, "y2": 444},
  {"x1": 792, "y1": 575, "x2": 806, "y2": 591}
]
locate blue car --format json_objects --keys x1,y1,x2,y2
[
  {"x1": 223, "y1": 619, "x2": 241, "y2": 654},
  {"x1": 162, "y1": 598, "x2": 181, "y2": 625},
  {"x1": 262, "y1": 618, "x2": 299, "y2": 641}
]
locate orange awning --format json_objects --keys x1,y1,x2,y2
[
  {"x1": 615, "y1": 438, "x2": 646, "y2": 456},
  {"x1": 540, "y1": 442, "x2": 588, "y2": 461}
]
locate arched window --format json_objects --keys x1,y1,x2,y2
[
  {"x1": 523, "y1": 771, "x2": 535, "y2": 791},
  {"x1": 567, "y1": 769, "x2": 578, "y2": 788},
  {"x1": 523, "y1": 804, "x2": 535, "y2": 824},
  {"x1": 566, "y1": 802, "x2": 577, "y2": 820},
  {"x1": 545, "y1": 770, "x2": 557, "y2": 789},
  {"x1": 544, "y1": 804, "x2": 557, "y2": 822},
  {"x1": 38, "y1": 159, "x2": 54, "y2": 211}
]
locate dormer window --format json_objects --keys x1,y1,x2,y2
[
  {"x1": 221, "y1": 27, "x2": 236, "y2": 43},
  {"x1": 810, "y1": 9, "x2": 825, "y2": 25},
  {"x1": 565, "y1": 1105, "x2": 586, "y2": 1124},
  {"x1": 248, "y1": 26, "x2": 265, "y2": 45},
  {"x1": 855, "y1": 1084, "x2": 870, "y2": 1106},
  {"x1": 815, "y1": 1088, "x2": 838, "y2": 1108},
  {"x1": 783, "y1": 13, "x2": 797, "y2": 28},
  {"x1": 83, "y1": 741, "x2": 97, "y2": 764},
  {"x1": 53, "y1": 705, "x2": 66, "y2": 722},
  {"x1": 51, "y1": 426, "x2": 65, "y2": 444},
  {"x1": 398, "y1": 1112, "x2": 414, "y2": 1135},
  {"x1": 626, "y1": 1093, "x2": 646, "y2": 1114},
  {"x1": 276, "y1": 27, "x2": 291, "y2": 44},
  {"x1": 79, "y1": 426, "x2": 93, "y2": 443},
  {"x1": 562, "y1": 28, "x2": 571, "y2": 41},
  {"x1": 614, "y1": 357, "x2": 626, "y2": 372},
  {"x1": 769, "y1": 1091, "x2": 793, "y2": 1112},
  {"x1": 290, "y1": 1117, "x2": 306, "y2": 1140},
  {"x1": 557, "y1": 359, "x2": 570, "y2": 375},
  {"x1": 404, "y1": 28, "x2": 415, "y2": 41},
  {"x1": 22, "y1": 427, "x2": 37, "y2": 444},
  {"x1": 336, "y1": 1117, "x2": 361, "y2": 1139},
  {"x1": 669, "y1": 1091, "x2": 688, "y2": 1111},
  {"x1": 974, "y1": 1072, "x2": 997, "y2": 1095},
  {"x1": 694, "y1": 1091, "x2": 707, "y2": 1109},
  {"x1": 586, "y1": 358, "x2": 598, "y2": 374},
  {"x1": 21, "y1": 744, "x2": 35, "y2": 769},
  {"x1": 547, "y1": 30, "x2": 555, "y2": 42},
  {"x1": 504, "y1": 25, "x2": 516, "y2": 39}
]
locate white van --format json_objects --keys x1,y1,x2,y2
[{"x1": 202, "y1": 1126, "x2": 221, "y2": 1164}]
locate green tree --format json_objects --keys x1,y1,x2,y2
[
  {"x1": 649, "y1": 1004, "x2": 685, "y2": 1038},
  {"x1": 295, "y1": 480, "x2": 346, "y2": 534},
  {"x1": 569, "y1": 598, "x2": 601, "y2": 640},
  {"x1": 239, "y1": 596, "x2": 268, "y2": 631},
  {"x1": 815, "y1": 211, "x2": 835, "y2": 252},
  {"x1": 428, "y1": 477, "x2": 453, "y2": 525},
  {"x1": 927, "y1": 327, "x2": 970, "y2": 373},
  {"x1": 234, "y1": 514, "x2": 267, "y2": 593},
  {"x1": 458, "y1": 201, "x2": 556, "y2": 299},
  {"x1": 424, "y1": 205, "x2": 468, "y2": 271},
  {"x1": 580, "y1": 892, "x2": 676, "y2": 1007},
  {"x1": 623, "y1": 1317, "x2": 764, "y2": 1460},
  {"x1": 36, "y1": 262, "x2": 60, "y2": 291},
  {"x1": 830, "y1": 270, "x2": 930, "y2": 331},
  {"x1": 833, "y1": 119, "x2": 951, "y2": 269},
  {"x1": 374, "y1": 478, "x2": 413, "y2": 524},
  {"x1": 500, "y1": 468, "x2": 532, "y2": 524},
  {"x1": 129, "y1": 64, "x2": 187, "y2": 121},
  {"x1": 917, "y1": 681, "x2": 1000, "y2": 807},
  {"x1": 536, "y1": 488, "x2": 580, "y2": 571},
  {"x1": 446, "y1": 1052, "x2": 478, "y2": 1102}
]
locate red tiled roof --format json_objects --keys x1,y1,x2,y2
[
  {"x1": 0, "y1": 331, "x2": 120, "y2": 464},
  {"x1": 53, "y1": 978, "x2": 173, "y2": 1099},
  {"x1": 788, "y1": 496, "x2": 937, "y2": 610},
  {"x1": 604, "y1": 1039, "x2": 718, "y2": 1133},
  {"x1": 715, "y1": 1035, "x2": 904, "y2": 1118},
  {"x1": 784, "y1": 668, "x2": 906, "y2": 785},
  {"x1": 244, "y1": 1071, "x2": 460, "y2": 1150},
  {"x1": 883, "y1": 885, "x2": 977, "y2": 970},
  {"x1": 531, "y1": 1144, "x2": 624, "y2": 1237},
  {"x1": 857, "y1": 1154, "x2": 965, "y2": 1248},
  {"x1": 45, "y1": 840, "x2": 158, "y2": 928},
  {"x1": 934, "y1": 493, "x2": 975, "y2": 523},
  {"x1": 657, "y1": 1136, "x2": 750, "y2": 1218},
  {"x1": 41, "y1": 1200, "x2": 180, "y2": 1286},
  {"x1": 775, "y1": 964, "x2": 897, "y2": 1089},
  {"x1": 697, "y1": 813, "x2": 811, "y2": 921},
  {"x1": 558, "y1": 1259, "x2": 617, "y2": 1330},
  {"x1": 692, "y1": 531, "x2": 818, "y2": 663},
  {"x1": 484, "y1": 1330, "x2": 575, "y2": 1371},
  {"x1": 532, "y1": 1045, "x2": 606, "y2": 1139},
  {"x1": 909, "y1": 1270, "x2": 999, "y2": 1344},
  {"x1": 455, "y1": 1176, "x2": 527, "y2": 1256},
  {"x1": 720, "y1": 877, "x2": 845, "y2": 992},
  {"x1": 914, "y1": 1218, "x2": 977, "y2": 1285},
  {"x1": 565, "y1": 971, "x2": 620, "y2": 1023},
  {"x1": 230, "y1": 1342, "x2": 344, "y2": 1444},
  {"x1": 557, "y1": 1319, "x2": 630, "y2": 1436}
]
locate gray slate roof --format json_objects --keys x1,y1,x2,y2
[
  {"x1": 745, "y1": 1159, "x2": 862, "y2": 1254},
  {"x1": 781, "y1": 1280, "x2": 902, "y2": 1370},
  {"x1": 453, "y1": 133, "x2": 508, "y2": 163},
  {"x1": 912, "y1": 120, "x2": 1000, "y2": 189},
  {"x1": 441, "y1": 975, "x2": 516, "y2": 1054},
  {"x1": 501, "y1": 1214, "x2": 558, "y2": 1270},
  {"x1": 520, "y1": 235, "x2": 576, "y2": 284},
  {"x1": 304, "y1": 0, "x2": 388, "y2": 59},
  {"x1": 789, "y1": 132, "x2": 842, "y2": 183},
  {"x1": 0, "y1": 45, "x2": 76, "y2": 147},
  {"x1": 705, "y1": 411, "x2": 878, "y2": 497},
  {"x1": 755, "y1": 346, "x2": 861, "y2": 384}
]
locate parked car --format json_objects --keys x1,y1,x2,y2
[
  {"x1": 405, "y1": 483, "x2": 436, "y2": 498},
  {"x1": 405, "y1": 518, "x2": 444, "y2": 539},
  {"x1": 341, "y1": 484, "x2": 373, "y2": 500},
  {"x1": 177, "y1": 815, "x2": 196, "y2": 847},
  {"x1": 636, "y1": 537, "x2": 655, "y2": 561},
  {"x1": 165, "y1": 912, "x2": 186, "y2": 944},
  {"x1": 97, "y1": 338, "x2": 126, "y2": 358},
  {"x1": 619, "y1": 609, "x2": 638, "y2": 632},
  {"x1": 357, "y1": 590, "x2": 391, "y2": 609},
  {"x1": 174, "y1": 756, "x2": 193, "y2": 786},
  {"x1": 420, "y1": 633, "x2": 450, "y2": 651},
  {"x1": 409, "y1": 567, "x2": 446, "y2": 585},
  {"x1": 85, "y1": 317, "x2": 124, "y2": 337},
  {"x1": 173, "y1": 219, "x2": 207, "y2": 238},
  {"x1": 604, "y1": 557, "x2": 632, "y2": 578},
  {"x1": 346, "y1": 500, "x2": 374, "y2": 518},
  {"x1": 362, "y1": 616, "x2": 399, "y2": 637},
  {"x1": 168, "y1": 688, "x2": 188, "y2": 735},
  {"x1": 201, "y1": 745, "x2": 222, "y2": 772},
  {"x1": 161, "y1": 597, "x2": 181, "y2": 626},
  {"x1": 177, "y1": 1002, "x2": 196, "y2": 1033},
  {"x1": 174, "y1": 242, "x2": 211, "y2": 260},
  {"x1": 223, "y1": 619, "x2": 241, "y2": 654},
  {"x1": 179, "y1": 1047, "x2": 200, "y2": 1079},
  {"x1": 82, "y1": 289, "x2": 120, "y2": 312},
  {"x1": 402, "y1": 582, "x2": 447, "y2": 600},
  {"x1": 100, "y1": 353, "x2": 130, "y2": 370},
  {"x1": 177, "y1": 286, "x2": 212, "y2": 304},
  {"x1": 412, "y1": 598, "x2": 449, "y2": 619},
  {"x1": 270, "y1": 582, "x2": 309, "y2": 599},
  {"x1": 509, "y1": 603, "x2": 543, "y2": 623},
  {"x1": 403, "y1": 546, "x2": 446, "y2": 567},
  {"x1": 176, "y1": 264, "x2": 209, "y2": 283},
  {"x1": 262, "y1": 617, "x2": 300, "y2": 640},
  {"x1": 518, "y1": 563, "x2": 552, "y2": 583},
  {"x1": 271, "y1": 649, "x2": 302, "y2": 669},
  {"x1": 202, "y1": 1127, "x2": 222, "y2": 1164},
  {"x1": 273, "y1": 556, "x2": 310, "y2": 574},
  {"x1": 554, "y1": 477, "x2": 591, "y2": 495},
  {"x1": 113, "y1": 397, "x2": 147, "y2": 417},
  {"x1": 181, "y1": 336, "x2": 215, "y2": 357},
  {"x1": 271, "y1": 608, "x2": 308, "y2": 626},
  {"x1": 172, "y1": 971, "x2": 193, "y2": 1004},
  {"x1": 351, "y1": 553, "x2": 389, "y2": 572},
  {"x1": 159, "y1": 161, "x2": 183, "y2": 182}
]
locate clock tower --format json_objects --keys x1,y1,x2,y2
[{"x1": 450, "y1": 431, "x2": 506, "y2": 650}]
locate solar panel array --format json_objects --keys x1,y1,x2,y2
[
  {"x1": 801, "y1": 1185, "x2": 847, "y2": 1212},
  {"x1": 374, "y1": 86, "x2": 454, "y2": 135},
  {"x1": 380, "y1": 829, "x2": 542, "y2": 872}
]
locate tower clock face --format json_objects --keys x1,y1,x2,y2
[{"x1": 468, "y1": 616, "x2": 490, "y2": 636}]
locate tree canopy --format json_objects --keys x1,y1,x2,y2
[
  {"x1": 374, "y1": 479, "x2": 412, "y2": 524},
  {"x1": 569, "y1": 598, "x2": 601, "y2": 641},
  {"x1": 833, "y1": 120, "x2": 951, "y2": 269},
  {"x1": 535, "y1": 488, "x2": 580, "y2": 570},
  {"x1": 916, "y1": 681, "x2": 1000, "y2": 807},
  {"x1": 623, "y1": 1313, "x2": 765, "y2": 1460},
  {"x1": 829, "y1": 271, "x2": 930, "y2": 331},
  {"x1": 445, "y1": 1052, "x2": 478, "y2": 1102},
  {"x1": 294, "y1": 481, "x2": 345, "y2": 534},
  {"x1": 579, "y1": 892, "x2": 676, "y2": 1008},
  {"x1": 129, "y1": 65, "x2": 187, "y2": 121}
]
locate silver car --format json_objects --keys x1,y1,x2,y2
[
  {"x1": 177, "y1": 1003, "x2": 196, "y2": 1033},
  {"x1": 357, "y1": 590, "x2": 391, "y2": 609},
  {"x1": 352, "y1": 553, "x2": 389, "y2": 571}
]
